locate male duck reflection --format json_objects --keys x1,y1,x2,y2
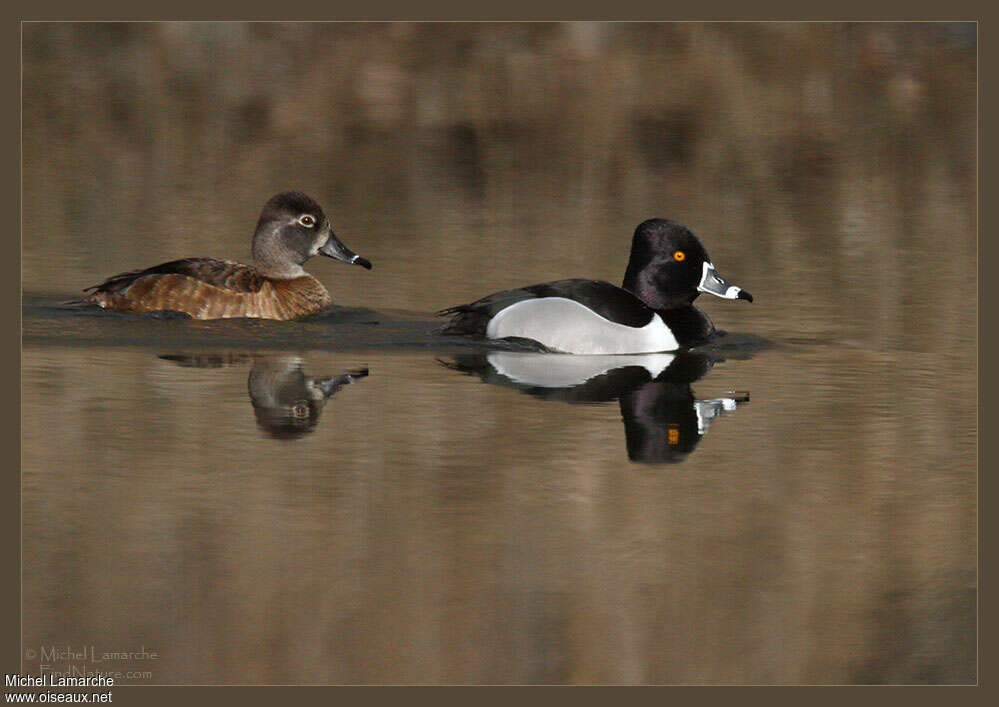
[
  {"x1": 71, "y1": 192, "x2": 372, "y2": 320},
  {"x1": 160, "y1": 353, "x2": 368, "y2": 439},
  {"x1": 437, "y1": 219, "x2": 752, "y2": 353},
  {"x1": 440, "y1": 351, "x2": 747, "y2": 463}
]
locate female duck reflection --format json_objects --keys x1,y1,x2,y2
[
  {"x1": 159, "y1": 353, "x2": 367, "y2": 439},
  {"x1": 440, "y1": 350, "x2": 747, "y2": 463}
]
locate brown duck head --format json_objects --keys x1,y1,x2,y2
[{"x1": 251, "y1": 191, "x2": 372, "y2": 278}]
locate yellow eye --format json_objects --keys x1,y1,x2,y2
[
  {"x1": 298, "y1": 215, "x2": 316, "y2": 227},
  {"x1": 291, "y1": 403, "x2": 309, "y2": 419},
  {"x1": 673, "y1": 251, "x2": 686, "y2": 262}
]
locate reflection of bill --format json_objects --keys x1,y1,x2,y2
[
  {"x1": 159, "y1": 353, "x2": 368, "y2": 440},
  {"x1": 620, "y1": 377, "x2": 748, "y2": 463},
  {"x1": 439, "y1": 350, "x2": 749, "y2": 464}
]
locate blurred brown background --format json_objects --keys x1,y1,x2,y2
[
  {"x1": 23, "y1": 23, "x2": 975, "y2": 342},
  {"x1": 21, "y1": 23, "x2": 976, "y2": 684}
]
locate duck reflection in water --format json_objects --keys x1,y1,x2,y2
[
  {"x1": 159, "y1": 353, "x2": 368, "y2": 440},
  {"x1": 440, "y1": 350, "x2": 747, "y2": 463}
]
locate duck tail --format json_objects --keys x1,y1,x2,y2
[
  {"x1": 59, "y1": 294, "x2": 98, "y2": 308},
  {"x1": 434, "y1": 304, "x2": 485, "y2": 336}
]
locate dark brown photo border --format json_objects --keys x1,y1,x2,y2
[{"x1": 4, "y1": 3, "x2": 987, "y2": 705}]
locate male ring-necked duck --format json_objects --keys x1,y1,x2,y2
[
  {"x1": 437, "y1": 218, "x2": 752, "y2": 354},
  {"x1": 71, "y1": 191, "x2": 372, "y2": 320}
]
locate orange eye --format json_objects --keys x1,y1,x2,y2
[{"x1": 673, "y1": 251, "x2": 686, "y2": 262}]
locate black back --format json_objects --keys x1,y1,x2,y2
[{"x1": 437, "y1": 278, "x2": 655, "y2": 336}]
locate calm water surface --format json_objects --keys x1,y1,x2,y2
[
  {"x1": 21, "y1": 297, "x2": 976, "y2": 684},
  {"x1": 21, "y1": 23, "x2": 976, "y2": 684}
]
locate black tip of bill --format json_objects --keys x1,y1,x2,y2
[
  {"x1": 737, "y1": 290, "x2": 753, "y2": 303},
  {"x1": 353, "y1": 256, "x2": 373, "y2": 270}
]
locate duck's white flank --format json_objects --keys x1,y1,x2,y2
[
  {"x1": 485, "y1": 297, "x2": 679, "y2": 354},
  {"x1": 487, "y1": 352, "x2": 676, "y2": 388}
]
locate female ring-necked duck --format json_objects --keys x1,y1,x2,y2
[
  {"x1": 71, "y1": 191, "x2": 372, "y2": 320},
  {"x1": 437, "y1": 218, "x2": 752, "y2": 354}
]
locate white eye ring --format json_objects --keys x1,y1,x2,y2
[{"x1": 298, "y1": 215, "x2": 316, "y2": 227}]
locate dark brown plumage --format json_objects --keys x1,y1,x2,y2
[{"x1": 69, "y1": 192, "x2": 372, "y2": 320}]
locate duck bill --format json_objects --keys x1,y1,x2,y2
[
  {"x1": 697, "y1": 262, "x2": 752, "y2": 302},
  {"x1": 316, "y1": 368, "x2": 369, "y2": 398},
  {"x1": 319, "y1": 229, "x2": 372, "y2": 269}
]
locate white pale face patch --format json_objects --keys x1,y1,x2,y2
[
  {"x1": 697, "y1": 262, "x2": 743, "y2": 300},
  {"x1": 310, "y1": 226, "x2": 332, "y2": 257}
]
